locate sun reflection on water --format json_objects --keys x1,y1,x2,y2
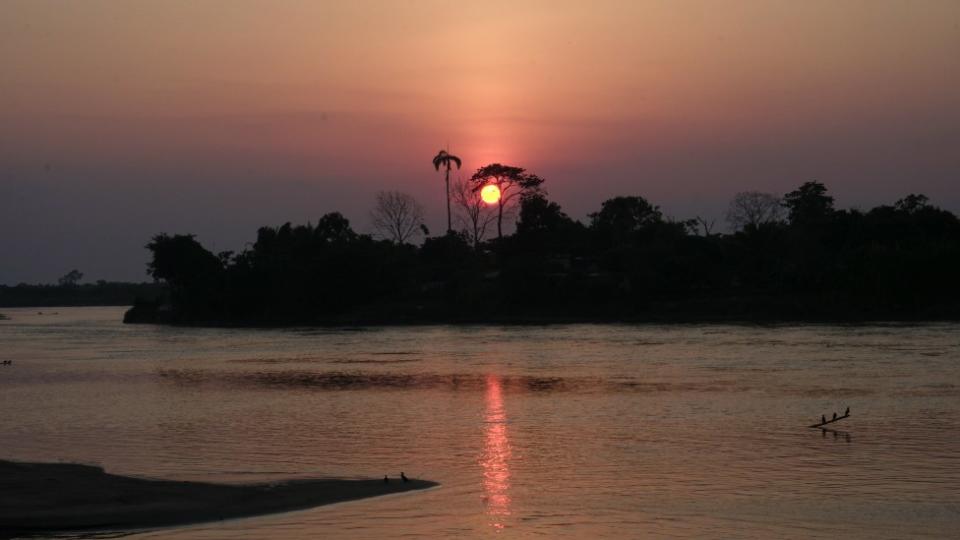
[{"x1": 481, "y1": 373, "x2": 512, "y2": 531}]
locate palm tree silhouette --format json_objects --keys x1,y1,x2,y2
[{"x1": 432, "y1": 149, "x2": 462, "y2": 234}]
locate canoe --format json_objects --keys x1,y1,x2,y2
[{"x1": 807, "y1": 413, "x2": 850, "y2": 428}]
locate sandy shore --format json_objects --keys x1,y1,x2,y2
[{"x1": 0, "y1": 460, "x2": 437, "y2": 535}]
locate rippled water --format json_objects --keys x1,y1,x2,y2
[{"x1": 1, "y1": 307, "x2": 959, "y2": 538}]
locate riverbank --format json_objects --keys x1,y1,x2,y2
[
  {"x1": 0, "y1": 460, "x2": 436, "y2": 535},
  {"x1": 122, "y1": 294, "x2": 960, "y2": 327}
]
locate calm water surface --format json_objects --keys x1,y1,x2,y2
[{"x1": 1, "y1": 307, "x2": 958, "y2": 538}]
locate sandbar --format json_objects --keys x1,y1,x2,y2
[{"x1": 0, "y1": 460, "x2": 436, "y2": 535}]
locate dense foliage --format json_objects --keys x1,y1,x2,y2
[{"x1": 126, "y1": 182, "x2": 960, "y2": 325}]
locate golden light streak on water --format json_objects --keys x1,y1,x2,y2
[{"x1": 481, "y1": 374, "x2": 511, "y2": 531}]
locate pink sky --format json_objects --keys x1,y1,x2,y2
[{"x1": 1, "y1": 0, "x2": 958, "y2": 282}]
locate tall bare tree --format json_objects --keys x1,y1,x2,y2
[
  {"x1": 469, "y1": 163, "x2": 545, "y2": 240},
  {"x1": 452, "y1": 176, "x2": 497, "y2": 248},
  {"x1": 694, "y1": 215, "x2": 716, "y2": 237},
  {"x1": 726, "y1": 191, "x2": 784, "y2": 231},
  {"x1": 370, "y1": 191, "x2": 425, "y2": 245},
  {"x1": 432, "y1": 149, "x2": 462, "y2": 234}
]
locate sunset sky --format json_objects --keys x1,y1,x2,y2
[{"x1": 2, "y1": 0, "x2": 958, "y2": 283}]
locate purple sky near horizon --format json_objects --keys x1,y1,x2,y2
[{"x1": 1, "y1": 0, "x2": 958, "y2": 284}]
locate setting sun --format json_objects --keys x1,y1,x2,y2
[{"x1": 480, "y1": 184, "x2": 501, "y2": 205}]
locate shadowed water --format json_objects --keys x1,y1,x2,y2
[{"x1": 1, "y1": 307, "x2": 958, "y2": 538}]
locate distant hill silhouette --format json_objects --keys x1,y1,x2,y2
[{"x1": 124, "y1": 183, "x2": 960, "y2": 325}]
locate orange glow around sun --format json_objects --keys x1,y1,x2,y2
[{"x1": 480, "y1": 184, "x2": 501, "y2": 205}]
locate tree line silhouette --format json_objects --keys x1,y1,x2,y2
[
  {"x1": 0, "y1": 280, "x2": 163, "y2": 308},
  {"x1": 125, "y1": 171, "x2": 960, "y2": 325}
]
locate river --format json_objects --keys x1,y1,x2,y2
[{"x1": 1, "y1": 307, "x2": 958, "y2": 538}]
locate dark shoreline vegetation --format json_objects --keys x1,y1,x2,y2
[
  {"x1": 0, "y1": 281, "x2": 165, "y2": 308},
  {"x1": 0, "y1": 460, "x2": 436, "y2": 535},
  {"x1": 124, "y1": 181, "x2": 960, "y2": 326}
]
